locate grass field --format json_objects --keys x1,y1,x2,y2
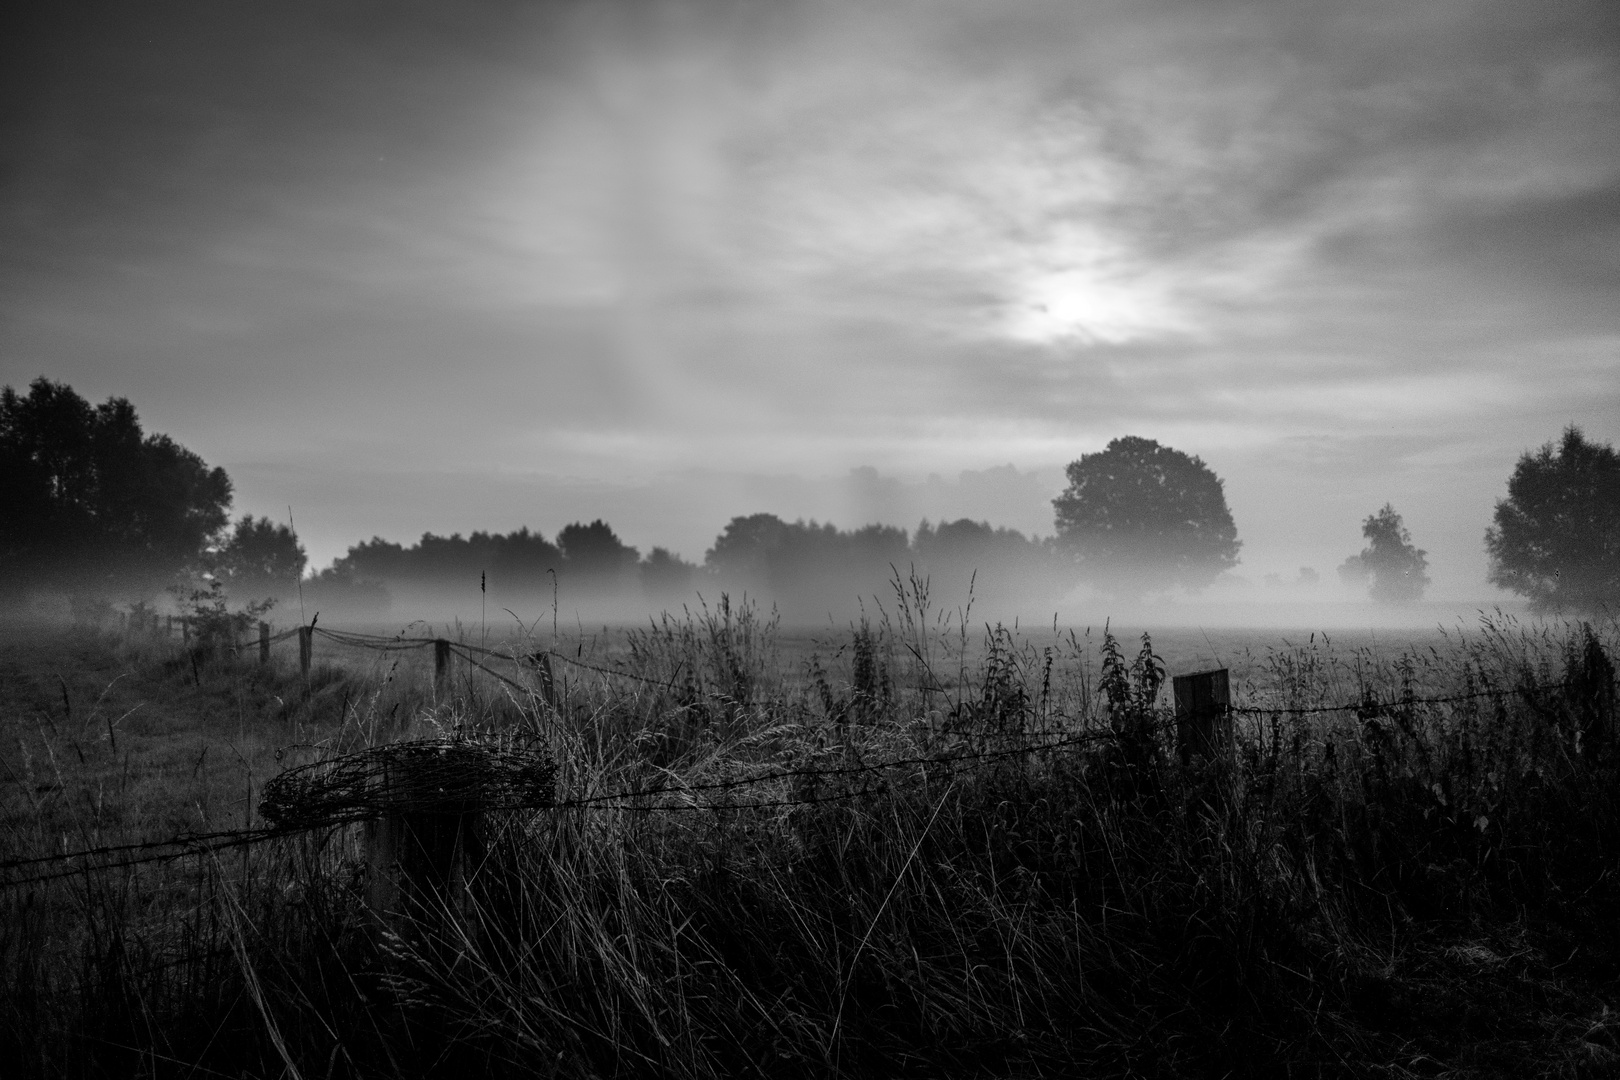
[{"x1": 2, "y1": 591, "x2": 1618, "y2": 1078}]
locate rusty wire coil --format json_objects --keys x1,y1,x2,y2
[{"x1": 260, "y1": 739, "x2": 557, "y2": 830}]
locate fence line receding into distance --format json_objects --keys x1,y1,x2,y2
[{"x1": 3, "y1": 620, "x2": 1585, "y2": 906}]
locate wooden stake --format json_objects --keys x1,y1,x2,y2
[
  {"x1": 1173, "y1": 668, "x2": 1231, "y2": 766},
  {"x1": 298, "y1": 625, "x2": 313, "y2": 679},
  {"x1": 435, "y1": 638, "x2": 450, "y2": 692},
  {"x1": 259, "y1": 622, "x2": 271, "y2": 665},
  {"x1": 532, "y1": 652, "x2": 557, "y2": 711},
  {"x1": 365, "y1": 749, "x2": 485, "y2": 938}
]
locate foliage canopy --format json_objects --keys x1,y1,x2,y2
[
  {"x1": 1338, "y1": 504, "x2": 1430, "y2": 603},
  {"x1": 0, "y1": 377, "x2": 232, "y2": 597},
  {"x1": 1486, "y1": 426, "x2": 1620, "y2": 613},
  {"x1": 214, "y1": 515, "x2": 307, "y2": 601},
  {"x1": 556, "y1": 519, "x2": 640, "y2": 581},
  {"x1": 1051, "y1": 436, "x2": 1240, "y2": 593}
]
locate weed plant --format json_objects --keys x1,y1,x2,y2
[{"x1": 1, "y1": 590, "x2": 1618, "y2": 1078}]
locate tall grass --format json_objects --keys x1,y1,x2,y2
[{"x1": 3, "y1": 597, "x2": 1618, "y2": 1077}]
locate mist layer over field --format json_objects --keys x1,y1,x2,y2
[
  {"x1": 8, "y1": 564, "x2": 1522, "y2": 641},
  {"x1": 279, "y1": 570, "x2": 1523, "y2": 639}
]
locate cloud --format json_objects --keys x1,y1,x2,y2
[{"x1": 3, "y1": 0, "x2": 1617, "y2": 604}]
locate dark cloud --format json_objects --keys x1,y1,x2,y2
[{"x1": 1428, "y1": 182, "x2": 1620, "y2": 297}]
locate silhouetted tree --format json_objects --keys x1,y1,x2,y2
[
  {"x1": 334, "y1": 536, "x2": 410, "y2": 582},
  {"x1": 0, "y1": 377, "x2": 232, "y2": 597},
  {"x1": 304, "y1": 562, "x2": 392, "y2": 615},
  {"x1": 557, "y1": 520, "x2": 639, "y2": 586},
  {"x1": 1486, "y1": 426, "x2": 1620, "y2": 613},
  {"x1": 1338, "y1": 504, "x2": 1429, "y2": 603},
  {"x1": 215, "y1": 515, "x2": 306, "y2": 600},
  {"x1": 324, "y1": 528, "x2": 565, "y2": 604},
  {"x1": 641, "y1": 547, "x2": 697, "y2": 596},
  {"x1": 706, "y1": 513, "x2": 795, "y2": 582},
  {"x1": 914, "y1": 518, "x2": 1048, "y2": 567},
  {"x1": 1052, "y1": 436, "x2": 1240, "y2": 594},
  {"x1": 703, "y1": 514, "x2": 916, "y2": 615},
  {"x1": 491, "y1": 527, "x2": 564, "y2": 592},
  {"x1": 911, "y1": 518, "x2": 1057, "y2": 600},
  {"x1": 706, "y1": 514, "x2": 908, "y2": 593}
]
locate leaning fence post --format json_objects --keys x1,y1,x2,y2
[
  {"x1": 1173, "y1": 668, "x2": 1231, "y2": 766},
  {"x1": 298, "y1": 625, "x2": 313, "y2": 679},
  {"x1": 259, "y1": 622, "x2": 271, "y2": 664},
  {"x1": 435, "y1": 639, "x2": 451, "y2": 692}
]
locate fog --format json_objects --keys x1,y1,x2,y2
[{"x1": 262, "y1": 555, "x2": 1523, "y2": 636}]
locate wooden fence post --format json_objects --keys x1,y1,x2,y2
[
  {"x1": 167, "y1": 614, "x2": 174, "y2": 639},
  {"x1": 259, "y1": 622, "x2": 271, "y2": 664},
  {"x1": 298, "y1": 625, "x2": 313, "y2": 679},
  {"x1": 1173, "y1": 668, "x2": 1231, "y2": 766},
  {"x1": 435, "y1": 638, "x2": 450, "y2": 692},
  {"x1": 181, "y1": 616, "x2": 190, "y2": 646},
  {"x1": 532, "y1": 652, "x2": 557, "y2": 710},
  {"x1": 365, "y1": 747, "x2": 486, "y2": 939}
]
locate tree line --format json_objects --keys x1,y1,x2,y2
[{"x1": 3, "y1": 377, "x2": 1617, "y2": 616}]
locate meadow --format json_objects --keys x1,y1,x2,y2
[{"x1": 2, "y1": 585, "x2": 1618, "y2": 1078}]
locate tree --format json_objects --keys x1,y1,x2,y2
[
  {"x1": 1052, "y1": 436, "x2": 1240, "y2": 594},
  {"x1": 214, "y1": 515, "x2": 306, "y2": 600},
  {"x1": 705, "y1": 513, "x2": 794, "y2": 582},
  {"x1": 491, "y1": 527, "x2": 563, "y2": 592},
  {"x1": 1338, "y1": 504, "x2": 1429, "y2": 603},
  {"x1": 0, "y1": 377, "x2": 232, "y2": 597},
  {"x1": 1486, "y1": 426, "x2": 1620, "y2": 613},
  {"x1": 641, "y1": 547, "x2": 697, "y2": 596},
  {"x1": 557, "y1": 520, "x2": 639, "y2": 585}
]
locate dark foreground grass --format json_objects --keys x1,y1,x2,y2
[{"x1": 2, "y1": 594, "x2": 1619, "y2": 1078}]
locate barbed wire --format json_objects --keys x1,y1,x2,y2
[
  {"x1": 1228, "y1": 680, "x2": 1572, "y2": 718},
  {"x1": 299, "y1": 623, "x2": 1582, "y2": 716},
  {"x1": 311, "y1": 627, "x2": 438, "y2": 653},
  {"x1": 0, "y1": 722, "x2": 1142, "y2": 888},
  {"x1": 446, "y1": 645, "x2": 536, "y2": 695},
  {"x1": 12, "y1": 625, "x2": 1586, "y2": 890},
  {"x1": 556, "y1": 727, "x2": 1126, "y2": 810},
  {"x1": 0, "y1": 825, "x2": 302, "y2": 888},
  {"x1": 303, "y1": 625, "x2": 682, "y2": 689}
]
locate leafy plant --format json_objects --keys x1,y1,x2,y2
[{"x1": 169, "y1": 576, "x2": 273, "y2": 663}]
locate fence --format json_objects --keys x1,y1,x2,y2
[{"x1": 1, "y1": 620, "x2": 1594, "y2": 921}]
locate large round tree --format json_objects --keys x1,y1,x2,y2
[
  {"x1": 1486, "y1": 426, "x2": 1620, "y2": 614},
  {"x1": 1052, "y1": 436, "x2": 1241, "y2": 594}
]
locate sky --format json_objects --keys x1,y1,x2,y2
[{"x1": 3, "y1": 0, "x2": 1617, "y2": 610}]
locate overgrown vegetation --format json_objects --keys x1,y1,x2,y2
[{"x1": 2, "y1": 593, "x2": 1618, "y2": 1077}]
